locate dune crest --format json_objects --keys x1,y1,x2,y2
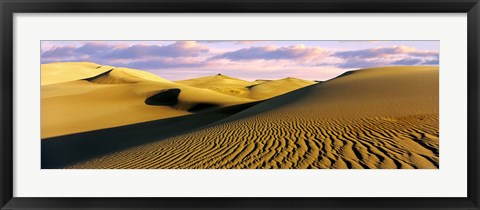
[
  {"x1": 176, "y1": 74, "x2": 255, "y2": 97},
  {"x1": 247, "y1": 77, "x2": 317, "y2": 100},
  {"x1": 41, "y1": 62, "x2": 114, "y2": 85},
  {"x1": 177, "y1": 74, "x2": 317, "y2": 100},
  {"x1": 68, "y1": 66, "x2": 439, "y2": 169},
  {"x1": 85, "y1": 67, "x2": 172, "y2": 84}
]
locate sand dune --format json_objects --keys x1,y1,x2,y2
[
  {"x1": 42, "y1": 62, "x2": 114, "y2": 85},
  {"x1": 85, "y1": 67, "x2": 172, "y2": 84},
  {"x1": 68, "y1": 66, "x2": 439, "y2": 169},
  {"x1": 176, "y1": 74, "x2": 256, "y2": 98},
  {"x1": 176, "y1": 74, "x2": 254, "y2": 88},
  {"x1": 41, "y1": 63, "x2": 253, "y2": 138},
  {"x1": 176, "y1": 74, "x2": 317, "y2": 99},
  {"x1": 42, "y1": 62, "x2": 172, "y2": 85},
  {"x1": 42, "y1": 101, "x2": 261, "y2": 169},
  {"x1": 247, "y1": 77, "x2": 317, "y2": 100}
]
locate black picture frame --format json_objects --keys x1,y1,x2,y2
[{"x1": 1, "y1": 0, "x2": 479, "y2": 209}]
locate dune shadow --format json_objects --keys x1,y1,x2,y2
[
  {"x1": 188, "y1": 103, "x2": 219, "y2": 112},
  {"x1": 42, "y1": 83, "x2": 323, "y2": 169},
  {"x1": 145, "y1": 88, "x2": 180, "y2": 106},
  {"x1": 41, "y1": 101, "x2": 261, "y2": 169},
  {"x1": 83, "y1": 69, "x2": 113, "y2": 81}
]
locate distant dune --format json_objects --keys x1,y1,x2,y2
[
  {"x1": 176, "y1": 74, "x2": 317, "y2": 100},
  {"x1": 247, "y1": 77, "x2": 317, "y2": 100},
  {"x1": 68, "y1": 66, "x2": 439, "y2": 169},
  {"x1": 41, "y1": 62, "x2": 253, "y2": 138},
  {"x1": 176, "y1": 74, "x2": 255, "y2": 98}
]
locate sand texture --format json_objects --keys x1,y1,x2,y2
[{"x1": 66, "y1": 66, "x2": 439, "y2": 169}]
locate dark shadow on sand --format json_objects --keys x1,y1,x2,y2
[
  {"x1": 41, "y1": 101, "x2": 261, "y2": 169},
  {"x1": 42, "y1": 80, "x2": 328, "y2": 169}
]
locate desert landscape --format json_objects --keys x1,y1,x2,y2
[{"x1": 41, "y1": 41, "x2": 439, "y2": 169}]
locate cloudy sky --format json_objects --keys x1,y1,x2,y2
[{"x1": 41, "y1": 40, "x2": 439, "y2": 81}]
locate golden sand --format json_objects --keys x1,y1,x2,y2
[
  {"x1": 67, "y1": 66, "x2": 439, "y2": 169},
  {"x1": 41, "y1": 63, "x2": 253, "y2": 138},
  {"x1": 176, "y1": 74, "x2": 317, "y2": 99},
  {"x1": 42, "y1": 62, "x2": 114, "y2": 85},
  {"x1": 247, "y1": 77, "x2": 317, "y2": 100}
]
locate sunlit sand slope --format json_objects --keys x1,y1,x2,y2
[
  {"x1": 42, "y1": 62, "x2": 113, "y2": 85},
  {"x1": 70, "y1": 66, "x2": 439, "y2": 169},
  {"x1": 42, "y1": 62, "x2": 173, "y2": 85},
  {"x1": 176, "y1": 74, "x2": 255, "y2": 97},
  {"x1": 247, "y1": 77, "x2": 317, "y2": 100},
  {"x1": 176, "y1": 74, "x2": 317, "y2": 99},
  {"x1": 41, "y1": 63, "x2": 253, "y2": 138}
]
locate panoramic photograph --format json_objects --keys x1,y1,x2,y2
[{"x1": 41, "y1": 40, "x2": 439, "y2": 169}]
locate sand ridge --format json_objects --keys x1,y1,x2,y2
[
  {"x1": 247, "y1": 77, "x2": 318, "y2": 100},
  {"x1": 68, "y1": 66, "x2": 439, "y2": 169},
  {"x1": 176, "y1": 74, "x2": 317, "y2": 99},
  {"x1": 42, "y1": 62, "x2": 114, "y2": 85},
  {"x1": 176, "y1": 74, "x2": 255, "y2": 98}
]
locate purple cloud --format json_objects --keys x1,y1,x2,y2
[
  {"x1": 391, "y1": 58, "x2": 423, "y2": 65},
  {"x1": 332, "y1": 46, "x2": 439, "y2": 69},
  {"x1": 118, "y1": 58, "x2": 206, "y2": 70},
  {"x1": 213, "y1": 45, "x2": 326, "y2": 61},
  {"x1": 334, "y1": 46, "x2": 438, "y2": 59},
  {"x1": 42, "y1": 46, "x2": 80, "y2": 59},
  {"x1": 334, "y1": 48, "x2": 400, "y2": 59},
  {"x1": 75, "y1": 43, "x2": 115, "y2": 55},
  {"x1": 336, "y1": 59, "x2": 386, "y2": 69},
  {"x1": 421, "y1": 59, "x2": 439, "y2": 65},
  {"x1": 41, "y1": 41, "x2": 209, "y2": 64},
  {"x1": 102, "y1": 41, "x2": 208, "y2": 59},
  {"x1": 41, "y1": 43, "x2": 113, "y2": 64}
]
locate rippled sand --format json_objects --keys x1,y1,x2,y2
[{"x1": 68, "y1": 66, "x2": 439, "y2": 169}]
